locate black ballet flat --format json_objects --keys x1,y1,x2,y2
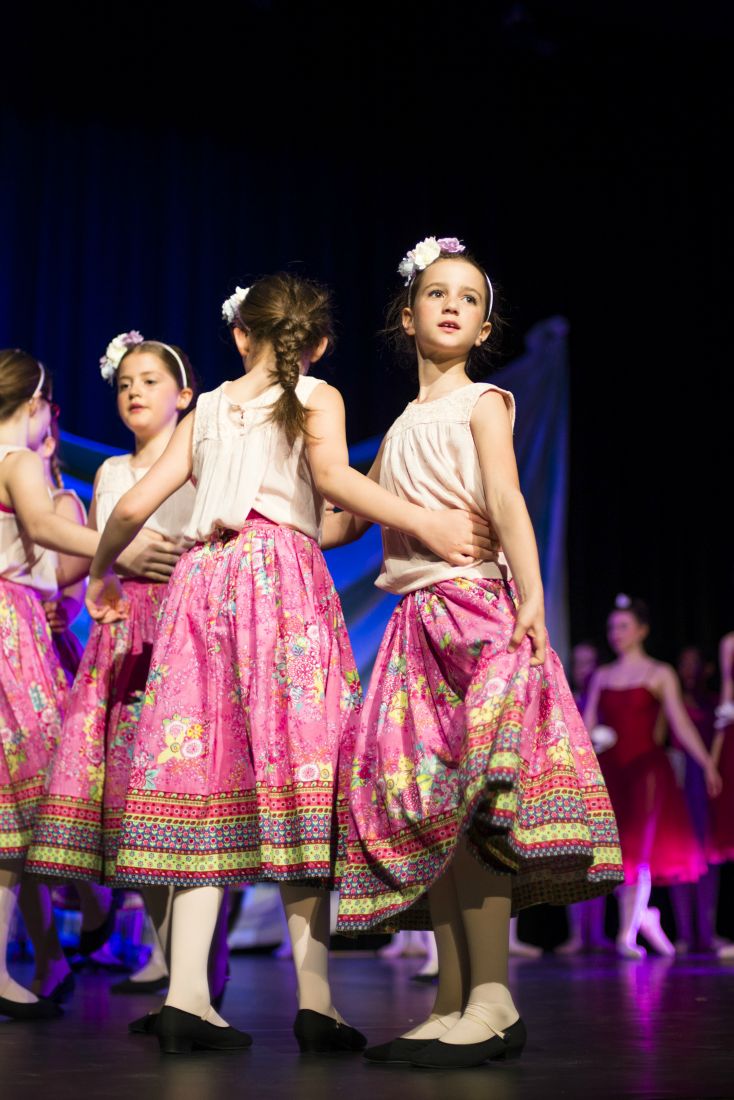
[
  {"x1": 0, "y1": 995, "x2": 63, "y2": 1021},
  {"x1": 111, "y1": 975, "x2": 169, "y2": 995},
  {"x1": 155, "y1": 1005, "x2": 253, "y2": 1054},
  {"x1": 364, "y1": 1036, "x2": 436, "y2": 1064},
  {"x1": 46, "y1": 971, "x2": 75, "y2": 1004},
  {"x1": 294, "y1": 1009, "x2": 367, "y2": 1054},
  {"x1": 78, "y1": 900, "x2": 118, "y2": 956},
  {"x1": 410, "y1": 1017, "x2": 527, "y2": 1069}
]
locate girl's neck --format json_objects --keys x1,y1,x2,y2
[
  {"x1": 131, "y1": 419, "x2": 178, "y2": 468},
  {"x1": 415, "y1": 358, "x2": 471, "y2": 404},
  {"x1": 613, "y1": 647, "x2": 649, "y2": 668},
  {"x1": 0, "y1": 410, "x2": 30, "y2": 448}
]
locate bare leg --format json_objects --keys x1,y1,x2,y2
[
  {"x1": 165, "y1": 886, "x2": 227, "y2": 1025},
  {"x1": 401, "y1": 867, "x2": 468, "y2": 1040},
  {"x1": 279, "y1": 884, "x2": 337, "y2": 1019},
  {"x1": 0, "y1": 868, "x2": 37, "y2": 1004},
  {"x1": 413, "y1": 929, "x2": 439, "y2": 976},
  {"x1": 670, "y1": 883, "x2": 694, "y2": 952},
  {"x1": 616, "y1": 865, "x2": 651, "y2": 959},
  {"x1": 439, "y1": 843, "x2": 518, "y2": 1046},
  {"x1": 509, "y1": 916, "x2": 542, "y2": 958},
  {"x1": 556, "y1": 903, "x2": 586, "y2": 954},
  {"x1": 17, "y1": 878, "x2": 71, "y2": 996}
]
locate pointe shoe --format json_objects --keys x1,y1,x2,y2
[
  {"x1": 410, "y1": 1017, "x2": 527, "y2": 1069},
  {"x1": 0, "y1": 995, "x2": 63, "y2": 1021},
  {"x1": 639, "y1": 908, "x2": 676, "y2": 957},
  {"x1": 293, "y1": 1009, "x2": 367, "y2": 1054},
  {"x1": 615, "y1": 935, "x2": 646, "y2": 960},
  {"x1": 155, "y1": 1005, "x2": 252, "y2": 1054},
  {"x1": 555, "y1": 937, "x2": 584, "y2": 956}
]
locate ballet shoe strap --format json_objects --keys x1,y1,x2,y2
[{"x1": 461, "y1": 1007, "x2": 506, "y2": 1039}]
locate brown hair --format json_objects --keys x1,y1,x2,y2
[
  {"x1": 0, "y1": 348, "x2": 53, "y2": 422},
  {"x1": 47, "y1": 418, "x2": 64, "y2": 490},
  {"x1": 118, "y1": 341, "x2": 198, "y2": 403},
  {"x1": 383, "y1": 250, "x2": 504, "y2": 379},
  {"x1": 229, "y1": 273, "x2": 334, "y2": 447}
]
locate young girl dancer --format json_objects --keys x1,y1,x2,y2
[
  {"x1": 584, "y1": 596, "x2": 720, "y2": 959},
  {"x1": 84, "y1": 272, "x2": 492, "y2": 1054},
  {"x1": 333, "y1": 237, "x2": 624, "y2": 1069},
  {"x1": 0, "y1": 349, "x2": 114, "y2": 1018},
  {"x1": 26, "y1": 334, "x2": 197, "y2": 993}
]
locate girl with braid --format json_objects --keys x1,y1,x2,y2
[{"x1": 84, "y1": 272, "x2": 493, "y2": 1055}]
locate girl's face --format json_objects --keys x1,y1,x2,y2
[
  {"x1": 606, "y1": 610, "x2": 648, "y2": 656},
  {"x1": 116, "y1": 352, "x2": 188, "y2": 437},
  {"x1": 402, "y1": 258, "x2": 492, "y2": 360}
]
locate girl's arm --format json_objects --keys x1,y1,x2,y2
[
  {"x1": 655, "y1": 664, "x2": 721, "y2": 796},
  {"x1": 582, "y1": 668, "x2": 604, "y2": 731},
  {"x1": 306, "y1": 385, "x2": 491, "y2": 564},
  {"x1": 719, "y1": 633, "x2": 734, "y2": 705},
  {"x1": 86, "y1": 415, "x2": 194, "y2": 621},
  {"x1": 7, "y1": 451, "x2": 99, "y2": 562},
  {"x1": 320, "y1": 444, "x2": 384, "y2": 551},
  {"x1": 50, "y1": 490, "x2": 88, "y2": 614},
  {"x1": 471, "y1": 391, "x2": 546, "y2": 664},
  {"x1": 89, "y1": 465, "x2": 187, "y2": 583}
]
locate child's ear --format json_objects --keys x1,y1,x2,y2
[
  {"x1": 401, "y1": 307, "x2": 415, "y2": 337},
  {"x1": 232, "y1": 325, "x2": 252, "y2": 358},
  {"x1": 39, "y1": 434, "x2": 57, "y2": 461},
  {"x1": 309, "y1": 336, "x2": 330, "y2": 365}
]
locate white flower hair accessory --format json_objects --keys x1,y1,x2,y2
[
  {"x1": 221, "y1": 286, "x2": 250, "y2": 325},
  {"x1": 398, "y1": 237, "x2": 465, "y2": 284},
  {"x1": 398, "y1": 236, "x2": 494, "y2": 318},
  {"x1": 99, "y1": 331, "x2": 144, "y2": 383}
]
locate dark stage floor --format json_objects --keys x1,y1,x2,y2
[{"x1": 1, "y1": 951, "x2": 733, "y2": 1100}]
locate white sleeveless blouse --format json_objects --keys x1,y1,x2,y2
[
  {"x1": 0, "y1": 444, "x2": 59, "y2": 598},
  {"x1": 95, "y1": 454, "x2": 196, "y2": 538},
  {"x1": 184, "y1": 375, "x2": 326, "y2": 543},
  {"x1": 376, "y1": 383, "x2": 516, "y2": 595}
]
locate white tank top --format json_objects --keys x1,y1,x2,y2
[
  {"x1": 0, "y1": 444, "x2": 59, "y2": 598},
  {"x1": 95, "y1": 454, "x2": 196, "y2": 538},
  {"x1": 185, "y1": 375, "x2": 326, "y2": 542},
  {"x1": 376, "y1": 383, "x2": 516, "y2": 595}
]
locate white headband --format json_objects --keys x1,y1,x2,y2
[
  {"x1": 31, "y1": 361, "x2": 46, "y2": 399},
  {"x1": 399, "y1": 236, "x2": 494, "y2": 319},
  {"x1": 153, "y1": 342, "x2": 189, "y2": 389}
]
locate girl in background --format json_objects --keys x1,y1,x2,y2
[{"x1": 584, "y1": 596, "x2": 720, "y2": 959}]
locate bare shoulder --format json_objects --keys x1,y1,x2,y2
[
  {"x1": 305, "y1": 381, "x2": 344, "y2": 413},
  {"x1": 470, "y1": 389, "x2": 514, "y2": 432},
  {"x1": 649, "y1": 659, "x2": 676, "y2": 689},
  {"x1": 53, "y1": 490, "x2": 86, "y2": 523}
]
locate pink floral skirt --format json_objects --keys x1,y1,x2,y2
[
  {"x1": 0, "y1": 579, "x2": 68, "y2": 862},
  {"x1": 336, "y1": 578, "x2": 623, "y2": 933},
  {"x1": 26, "y1": 580, "x2": 166, "y2": 882},
  {"x1": 111, "y1": 520, "x2": 362, "y2": 889}
]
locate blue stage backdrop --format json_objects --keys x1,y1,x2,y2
[{"x1": 60, "y1": 317, "x2": 570, "y2": 679}]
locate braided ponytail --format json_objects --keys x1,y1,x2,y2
[{"x1": 231, "y1": 273, "x2": 334, "y2": 448}]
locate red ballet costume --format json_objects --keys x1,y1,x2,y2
[{"x1": 598, "y1": 687, "x2": 707, "y2": 885}]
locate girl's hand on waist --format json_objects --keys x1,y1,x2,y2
[
  {"x1": 86, "y1": 573, "x2": 128, "y2": 624},
  {"x1": 508, "y1": 597, "x2": 547, "y2": 666},
  {"x1": 117, "y1": 527, "x2": 187, "y2": 582},
  {"x1": 420, "y1": 509, "x2": 496, "y2": 566},
  {"x1": 42, "y1": 600, "x2": 69, "y2": 634}
]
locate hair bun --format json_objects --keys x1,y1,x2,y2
[{"x1": 614, "y1": 593, "x2": 632, "y2": 609}]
